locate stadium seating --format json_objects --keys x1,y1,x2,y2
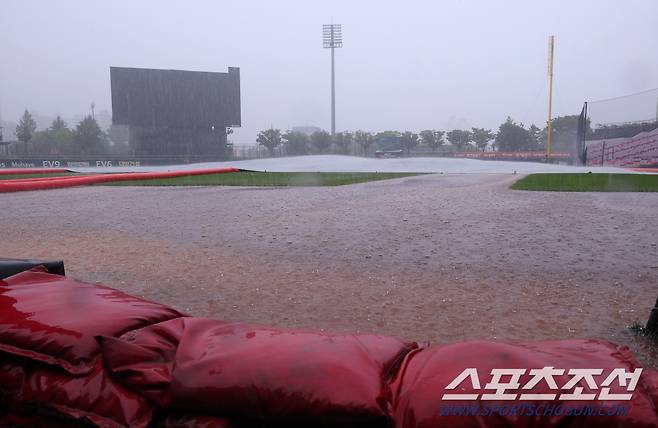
[
  {"x1": 0, "y1": 269, "x2": 657, "y2": 427},
  {"x1": 586, "y1": 128, "x2": 658, "y2": 168}
]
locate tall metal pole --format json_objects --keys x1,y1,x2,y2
[
  {"x1": 331, "y1": 40, "x2": 336, "y2": 136},
  {"x1": 546, "y1": 35, "x2": 555, "y2": 159},
  {"x1": 323, "y1": 24, "x2": 342, "y2": 137}
]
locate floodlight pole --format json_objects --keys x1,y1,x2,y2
[
  {"x1": 323, "y1": 24, "x2": 342, "y2": 137},
  {"x1": 546, "y1": 35, "x2": 555, "y2": 159},
  {"x1": 331, "y1": 44, "x2": 336, "y2": 136}
]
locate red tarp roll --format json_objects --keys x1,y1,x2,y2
[
  {"x1": 158, "y1": 414, "x2": 236, "y2": 428},
  {"x1": 0, "y1": 356, "x2": 153, "y2": 428},
  {"x1": 100, "y1": 317, "x2": 416, "y2": 425},
  {"x1": 388, "y1": 340, "x2": 658, "y2": 428},
  {"x1": 0, "y1": 167, "x2": 240, "y2": 193},
  {"x1": 0, "y1": 270, "x2": 184, "y2": 374}
]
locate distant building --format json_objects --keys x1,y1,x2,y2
[
  {"x1": 110, "y1": 66, "x2": 241, "y2": 161},
  {"x1": 291, "y1": 126, "x2": 322, "y2": 136}
]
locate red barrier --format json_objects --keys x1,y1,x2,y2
[
  {"x1": 642, "y1": 370, "x2": 658, "y2": 409},
  {"x1": 0, "y1": 168, "x2": 70, "y2": 175},
  {"x1": 159, "y1": 414, "x2": 235, "y2": 428},
  {"x1": 100, "y1": 317, "x2": 416, "y2": 424},
  {"x1": 0, "y1": 167, "x2": 240, "y2": 193},
  {"x1": 0, "y1": 412, "x2": 83, "y2": 428},
  {"x1": 2, "y1": 270, "x2": 657, "y2": 427},
  {"x1": 388, "y1": 340, "x2": 658, "y2": 428},
  {"x1": 0, "y1": 356, "x2": 153, "y2": 428},
  {"x1": 0, "y1": 270, "x2": 184, "y2": 374},
  {"x1": 453, "y1": 151, "x2": 571, "y2": 160}
]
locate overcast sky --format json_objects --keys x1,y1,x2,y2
[{"x1": 1, "y1": 0, "x2": 657, "y2": 145}]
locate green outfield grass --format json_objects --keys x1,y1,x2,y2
[
  {"x1": 104, "y1": 171, "x2": 422, "y2": 187},
  {"x1": 512, "y1": 173, "x2": 658, "y2": 192},
  {"x1": 0, "y1": 173, "x2": 77, "y2": 180}
]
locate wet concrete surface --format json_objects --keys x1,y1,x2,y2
[{"x1": 3, "y1": 173, "x2": 657, "y2": 367}]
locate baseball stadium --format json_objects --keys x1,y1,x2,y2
[{"x1": 1, "y1": 2, "x2": 657, "y2": 427}]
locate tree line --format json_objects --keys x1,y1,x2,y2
[
  {"x1": 5, "y1": 108, "x2": 583, "y2": 158},
  {"x1": 256, "y1": 115, "x2": 584, "y2": 157},
  {"x1": 8, "y1": 109, "x2": 130, "y2": 156}
]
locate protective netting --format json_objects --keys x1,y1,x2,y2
[{"x1": 578, "y1": 88, "x2": 658, "y2": 167}]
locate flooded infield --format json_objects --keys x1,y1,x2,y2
[{"x1": 3, "y1": 172, "x2": 657, "y2": 368}]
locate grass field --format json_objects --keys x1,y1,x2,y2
[
  {"x1": 0, "y1": 173, "x2": 77, "y2": 180},
  {"x1": 512, "y1": 173, "x2": 658, "y2": 192},
  {"x1": 104, "y1": 171, "x2": 421, "y2": 187}
]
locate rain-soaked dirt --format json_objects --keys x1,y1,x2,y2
[{"x1": 3, "y1": 173, "x2": 657, "y2": 368}]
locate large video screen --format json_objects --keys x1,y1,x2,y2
[{"x1": 110, "y1": 66, "x2": 241, "y2": 129}]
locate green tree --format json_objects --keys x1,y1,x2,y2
[
  {"x1": 310, "y1": 130, "x2": 332, "y2": 153},
  {"x1": 470, "y1": 128, "x2": 494, "y2": 151},
  {"x1": 419, "y1": 130, "x2": 444, "y2": 152},
  {"x1": 282, "y1": 131, "x2": 309, "y2": 156},
  {"x1": 494, "y1": 117, "x2": 531, "y2": 151},
  {"x1": 354, "y1": 130, "x2": 375, "y2": 156},
  {"x1": 50, "y1": 115, "x2": 68, "y2": 132},
  {"x1": 256, "y1": 128, "x2": 283, "y2": 156},
  {"x1": 32, "y1": 129, "x2": 71, "y2": 155},
  {"x1": 400, "y1": 131, "x2": 419, "y2": 155},
  {"x1": 540, "y1": 115, "x2": 586, "y2": 153},
  {"x1": 74, "y1": 115, "x2": 104, "y2": 155},
  {"x1": 29, "y1": 131, "x2": 55, "y2": 155},
  {"x1": 28, "y1": 115, "x2": 76, "y2": 155},
  {"x1": 333, "y1": 131, "x2": 353, "y2": 155},
  {"x1": 528, "y1": 124, "x2": 542, "y2": 150},
  {"x1": 16, "y1": 109, "x2": 37, "y2": 154},
  {"x1": 446, "y1": 129, "x2": 472, "y2": 150}
]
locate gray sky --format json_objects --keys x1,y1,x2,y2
[{"x1": 1, "y1": 0, "x2": 657, "y2": 145}]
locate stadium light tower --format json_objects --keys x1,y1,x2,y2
[
  {"x1": 546, "y1": 35, "x2": 555, "y2": 159},
  {"x1": 323, "y1": 24, "x2": 342, "y2": 136}
]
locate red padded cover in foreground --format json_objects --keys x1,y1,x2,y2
[
  {"x1": 0, "y1": 356, "x2": 153, "y2": 428},
  {"x1": 0, "y1": 412, "x2": 83, "y2": 428},
  {"x1": 388, "y1": 340, "x2": 658, "y2": 428},
  {"x1": 0, "y1": 270, "x2": 183, "y2": 374},
  {"x1": 100, "y1": 317, "x2": 416, "y2": 424},
  {"x1": 158, "y1": 414, "x2": 235, "y2": 428}
]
